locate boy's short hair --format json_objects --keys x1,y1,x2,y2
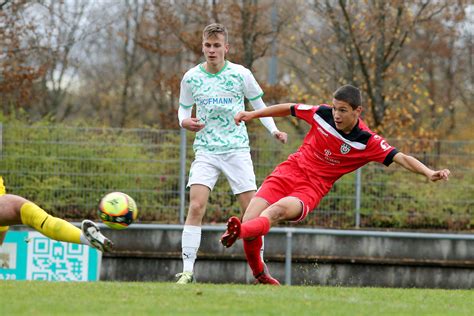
[
  {"x1": 203, "y1": 23, "x2": 228, "y2": 43},
  {"x1": 333, "y1": 85, "x2": 362, "y2": 109}
]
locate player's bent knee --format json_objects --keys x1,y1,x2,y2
[{"x1": 267, "y1": 198, "x2": 303, "y2": 221}]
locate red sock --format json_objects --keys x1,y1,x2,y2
[
  {"x1": 243, "y1": 237, "x2": 264, "y2": 276},
  {"x1": 240, "y1": 217, "x2": 271, "y2": 239}
]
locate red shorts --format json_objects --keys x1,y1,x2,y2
[{"x1": 256, "y1": 160, "x2": 332, "y2": 222}]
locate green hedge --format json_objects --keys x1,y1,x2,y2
[{"x1": 1, "y1": 117, "x2": 472, "y2": 230}]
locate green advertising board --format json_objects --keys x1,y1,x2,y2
[{"x1": 0, "y1": 231, "x2": 101, "y2": 281}]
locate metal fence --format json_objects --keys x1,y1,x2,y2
[{"x1": 1, "y1": 123, "x2": 473, "y2": 230}]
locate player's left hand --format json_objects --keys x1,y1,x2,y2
[
  {"x1": 429, "y1": 169, "x2": 451, "y2": 182},
  {"x1": 272, "y1": 131, "x2": 288, "y2": 144}
]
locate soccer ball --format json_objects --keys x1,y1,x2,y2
[{"x1": 98, "y1": 192, "x2": 138, "y2": 230}]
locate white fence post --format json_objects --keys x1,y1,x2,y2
[{"x1": 355, "y1": 168, "x2": 362, "y2": 228}]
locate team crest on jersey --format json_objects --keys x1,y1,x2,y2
[{"x1": 340, "y1": 143, "x2": 351, "y2": 154}]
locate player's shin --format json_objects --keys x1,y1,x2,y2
[
  {"x1": 243, "y1": 237, "x2": 265, "y2": 276},
  {"x1": 20, "y1": 202, "x2": 81, "y2": 243},
  {"x1": 240, "y1": 216, "x2": 271, "y2": 239},
  {"x1": 181, "y1": 225, "x2": 201, "y2": 273}
]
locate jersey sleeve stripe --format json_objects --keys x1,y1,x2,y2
[
  {"x1": 179, "y1": 102, "x2": 194, "y2": 109},
  {"x1": 247, "y1": 92, "x2": 264, "y2": 101}
]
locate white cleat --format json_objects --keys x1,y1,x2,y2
[
  {"x1": 81, "y1": 220, "x2": 113, "y2": 252},
  {"x1": 175, "y1": 272, "x2": 195, "y2": 284}
]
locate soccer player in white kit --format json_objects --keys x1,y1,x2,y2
[{"x1": 176, "y1": 23, "x2": 287, "y2": 283}]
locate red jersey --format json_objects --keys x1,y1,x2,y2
[{"x1": 289, "y1": 104, "x2": 398, "y2": 185}]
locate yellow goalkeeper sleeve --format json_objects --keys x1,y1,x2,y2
[
  {"x1": 0, "y1": 176, "x2": 5, "y2": 196},
  {"x1": 20, "y1": 202, "x2": 81, "y2": 244},
  {"x1": 0, "y1": 176, "x2": 8, "y2": 232}
]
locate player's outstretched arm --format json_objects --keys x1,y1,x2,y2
[
  {"x1": 393, "y1": 152, "x2": 451, "y2": 182},
  {"x1": 249, "y1": 98, "x2": 288, "y2": 144},
  {"x1": 234, "y1": 103, "x2": 296, "y2": 126}
]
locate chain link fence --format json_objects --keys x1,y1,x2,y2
[{"x1": 1, "y1": 123, "x2": 472, "y2": 230}]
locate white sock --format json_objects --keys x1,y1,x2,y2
[
  {"x1": 260, "y1": 236, "x2": 265, "y2": 262},
  {"x1": 80, "y1": 233, "x2": 91, "y2": 246},
  {"x1": 181, "y1": 225, "x2": 201, "y2": 273}
]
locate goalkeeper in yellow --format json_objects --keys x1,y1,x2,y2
[{"x1": 0, "y1": 176, "x2": 113, "y2": 252}]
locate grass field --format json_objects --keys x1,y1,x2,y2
[{"x1": 0, "y1": 281, "x2": 473, "y2": 315}]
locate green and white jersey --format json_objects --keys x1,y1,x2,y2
[{"x1": 179, "y1": 60, "x2": 263, "y2": 154}]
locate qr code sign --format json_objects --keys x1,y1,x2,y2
[{"x1": 26, "y1": 232, "x2": 90, "y2": 281}]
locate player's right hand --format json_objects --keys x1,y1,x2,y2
[{"x1": 182, "y1": 118, "x2": 205, "y2": 132}]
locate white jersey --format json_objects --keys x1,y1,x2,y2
[{"x1": 179, "y1": 61, "x2": 263, "y2": 154}]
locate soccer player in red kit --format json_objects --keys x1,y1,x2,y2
[{"x1": 220, "y1": 84, "x2": 451, "y2": 285}]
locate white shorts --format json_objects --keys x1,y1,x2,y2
[{"x1": 187, "y1": 151, "x2": 257, "y2": 194}]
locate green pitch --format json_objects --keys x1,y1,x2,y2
[{"x1": 0, "y1": 281, "x2": 472, "y2": 315}]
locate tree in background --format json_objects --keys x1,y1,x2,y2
[
  {"x1": 134, "y1": 0, "x2": 296, "y2": 129},
  {"x1": 285, "y1": 0, "x2": 470, "y2": 140},
  {"x1": 32, "y1": 0, "x2": 92, "y2": 121},
  {"x1": 0, "y1": 0, "x2": 471, "y2": 141},
  {"x1": 408, "y1": 3, "x2": 471, "y2": 139},
  {"x1": 0, "y1": 0, "x2": 46, "y2": 114},
  {"x1": 77, "y1": 0, "x2": 149, "y2": 127},
  {"x1": 134, "y1": 0, "x2": 204, "y2": 129},
  {"x1": 225, "y1": 0, "x2": 297, "y2": 114}
]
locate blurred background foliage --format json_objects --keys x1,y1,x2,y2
[
  {"x1": 2, "y1": 117, "x2": 472, "y2": 231},
  {"x1": 1, "y1": 0, "x2": 473, "y2": 230},
  {"x1": 1, "y1": 0, "x2": 472, "y2": 141}
]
